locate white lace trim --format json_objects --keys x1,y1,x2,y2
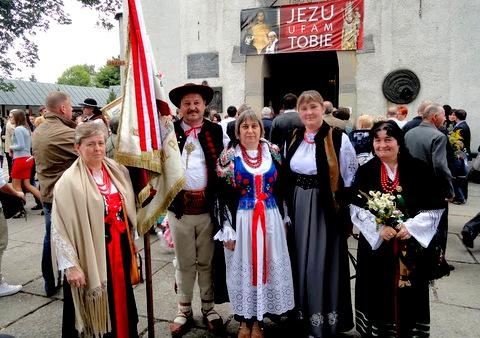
[
  {"x1": 340, "y1": 133, "x2": 359, "y2": 187},
  {"x1": 213, "y1": 224, "x2": 237, "y2": 242},
  {"x1": 349, "y1": 204, "x2": 383, "y2": 249},
  {"x1": 404, "y1": 209, "x2": 444, "y2": 248},
  {"x1": 51, "y1": 222, "x2": 77, "y2": 270}
]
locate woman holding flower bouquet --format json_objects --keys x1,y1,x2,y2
[
  {"x1": 350, "y1": 120, "x2": 445, "y2": 337},
  {"x1": 283, "y1": 90, "x2": 358, "y2": 337}
]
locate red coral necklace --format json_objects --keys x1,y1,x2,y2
[
  {"x1": 240, "y1": 143, "x2": 262, "y2": 168},
  {"x1": 91, "y1": 166, "x2": 112, "y2": 195},
  {"x1": 380, "y1": 164, "x2": 399, "y2": 193}
]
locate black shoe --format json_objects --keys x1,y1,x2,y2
[
  {"x1": 41, "y1": 211, "x2": 45, "y2": 216},
  {"x1": 12, "y1": 210, "x2": 26, "y2": 219},
  {"x1": 461, "y1": 229, "x2": 474, "y2": 248},
  {"x1": 45, "y1": 285, "x2": 61, "y2": 297},
  {"x1": 452, "y1": 200, "x2": 466, "y2": 205},
  {"x1": 31, "y1": 204, "x2": 43, "y2": 210}
]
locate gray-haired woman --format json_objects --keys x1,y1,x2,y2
[
  {"x1": 216, "y1": 109, "x2": 294, "y2": 338},
  {"x1": 52, "y1": 122, "x2": 138, "y2": 337}
]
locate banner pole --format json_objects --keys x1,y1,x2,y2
[{"x1": 144, "y1": 233, "x2": 155, "y2": 337}]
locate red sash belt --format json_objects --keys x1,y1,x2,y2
[
  {"x1": 105, "y1": 192, "x2": 129, "y2": 338},
  {"x1": 251, "y1": 175, "x2": 268, "y2": 286}
]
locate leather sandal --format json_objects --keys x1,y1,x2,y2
[
  {"x1": 251, "y1": 321, "x2": 264, "y2": 338},
  {"x1": 169, "y1": 310, "x2": 193, "y2": 337},
  {"x1": 202, "y1": 308, "x2": 224, "y2": 334},
  {"x1": 237, "y1": 321, "x2": 251, "y2": 338}
]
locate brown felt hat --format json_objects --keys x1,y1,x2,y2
[{"x1": 168, "y1": 83, "x2": 214, "y2": 108}]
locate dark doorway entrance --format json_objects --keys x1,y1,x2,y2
[{"x1": 263, "y1": 51, "x2": 338, "y2": 114}]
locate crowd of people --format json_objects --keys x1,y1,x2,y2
[{"x1": 0, "y1": 82, "x2": 476, "y2": 338}]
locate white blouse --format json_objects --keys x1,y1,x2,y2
[
  {"x1": 181, "y1": 121, "x2": 208, "y2": 190},
  {"x1": 350, "y1": 161, "x2": 445, "y2": 249},
  {"x1": 290, "y1": 132, "x2": 358, "y2": 187},
  {"x1": 350, "y1": 205, "x2": 444, "y2": 250}
]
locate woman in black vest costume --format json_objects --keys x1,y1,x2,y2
[{"x1": 283, "y1": 90, "x2": 358, "y2": 337}]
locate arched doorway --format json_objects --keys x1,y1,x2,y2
[{"x1": 263, "y1": 51, "x2": 339, "y2": 114}]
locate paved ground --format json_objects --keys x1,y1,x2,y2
[{"x1": 0, "y1": 180, "x2": 479, "y2": 337}]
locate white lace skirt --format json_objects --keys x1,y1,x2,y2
[{"x1": 224, "y1": 207, "x2": 295, "y2": 320}]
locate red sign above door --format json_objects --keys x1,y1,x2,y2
[{"x1": 240, "y1": 0, "x2": 364, "y2": 55}]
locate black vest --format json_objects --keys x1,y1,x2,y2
[{"x1": 168, "y1": 118, "x2": 224, "y2": 218}]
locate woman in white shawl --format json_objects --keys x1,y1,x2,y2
[{"x1": 52, "y1": 122, "x2": 138, "y2": 338}]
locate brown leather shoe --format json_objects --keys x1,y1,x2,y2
[
  {"x1": 237, "y1": 321, "x2": 251, "y2": 338},
  {"x1": 251, "y1": 321, "x2": 264, "y2": 338},
  {"x1": 169, "y1": 310, "x2": 193, "y2": 337}
]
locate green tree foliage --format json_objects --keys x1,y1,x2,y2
[
  {"x1": 0, "y1": 0, "x2": 121, "y2": 90},
  {"x1": 106, "y1": 89, "x2": 117, "y2": 104},
  {"x1": 95, "y1": 61, "x2": 121, "y2": 88},
  {"x1": 57, "y1": 64, "x2": 95, "y2": 87}
]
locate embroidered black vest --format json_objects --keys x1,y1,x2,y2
[
  {"x1": 284, "y1": 122, "x2": 344, "y2": 221},
  {"x1": 169, "y1": 118, "x2": 224, "y2": 218}
]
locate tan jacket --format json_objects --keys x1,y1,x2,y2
[{"x1": 32, "y1": 112, "x2": 77, "y2": 203}]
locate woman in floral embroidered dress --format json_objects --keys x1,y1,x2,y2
[
  {"x1": 283, "y1": 90, "x2": 358, "y2": 337},
  {"x1": 215, "y1": 109, "x2": 294, "y2": 338},
  {"x1": 350, "y1": 120, "x2": 445, "y2": 337}
]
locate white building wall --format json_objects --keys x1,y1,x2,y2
[
  {"x1": 142, "y1": 0, "x2": 258, "y2": 112},
  {"x1": 140, "y1": 0, "x2": 480, "y2": 150},
  {"x1": 357, "y1": 0, "x2": 480, "y2": 150}
]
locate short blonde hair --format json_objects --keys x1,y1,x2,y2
[
  {"x1": 46, "y1": 91, "x2": 70, "y2": 110},
  {"x1": 296, "y1": 90, "x2": 324, "y2": 111},
  {"x1": 356, "y1": 114, "x2": 374, "y2": 129}
]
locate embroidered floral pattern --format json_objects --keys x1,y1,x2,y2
[
  {"x1": 311, "y1": 312, "x2": 324, "y2": 327},
  {"x1": 216, "y1": 146, "x2": 236, "y2": 186},
  {"x1": 310, "y1": 311, "x2": 339, "y2": 327},
  {"x1": 328, "y1": 311, "x2": 338, "y2": 325},
  {"x1": 217, "y1": 141, "x2": 281, "y2": 188},
  {"x1": 267, "y1": 140, "x2": 282, "y2": 165}
]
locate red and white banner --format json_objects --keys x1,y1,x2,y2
[
  {"x1": 240, "y1": 0, "x2": 364, "y2": 55},
  {"x1": 116, "y1": 0, "x2": 184, "y2": 235}
]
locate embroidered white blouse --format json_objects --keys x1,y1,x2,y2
[
  {"x1": 290, "y1": 132, "x2": 358, "y2": 187},
  {"x1": 349, "y1": 164, "x2": 445, "y2": 250}
]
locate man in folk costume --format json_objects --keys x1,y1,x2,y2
[{"x1": 167, "y1": 83, "x2": 227, "y2": 336}]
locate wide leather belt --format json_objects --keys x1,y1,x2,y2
[{"x1": 182, "y1": 189, "x2": 208, "y2": 215}]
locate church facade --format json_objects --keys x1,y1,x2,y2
[{"x1": 137, "y1": 0, "x2": 480, "y2": 150}]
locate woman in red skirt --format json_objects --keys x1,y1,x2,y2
[{"x1": 9, "y1": 109, "x2": 42, "y2": 214}]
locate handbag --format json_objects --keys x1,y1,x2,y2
[
  {"x1": 122, "y1": 202, "x2": 143, "y2": 285},
  {"x1": 0, "y1": 191, "x2": 26, "y2": 219}
]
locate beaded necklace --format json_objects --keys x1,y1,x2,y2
[
  {"x1": 240, "y1": 143, "x2": 262, "y2": 168},
  {"x1": 304, "y1": 129, "x2": 319, "y2": 144},
  {"x1": 90, "y1": 165, "x2": 112, "y2": 195},
  {"x1": 380, "y1": 164, "x2": 399, "y2": 193}
]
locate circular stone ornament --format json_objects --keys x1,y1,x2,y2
[{"x1": 382, "y1": 69, "x2": 420, "y2": 104}]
